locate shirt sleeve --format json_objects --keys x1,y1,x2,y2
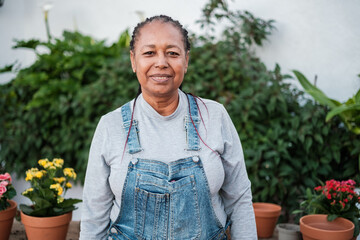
[
  {"x1": 80, "y1": 116, "x2": 113, "y2": 240},
  {"x1": 219, "y1": 105, "x2": 257, "y2": 239}
]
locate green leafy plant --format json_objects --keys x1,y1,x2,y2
[
  {"x1": 20, "y1": 158, "x2": 81, "y2": 217},
  {"x1": 0, "y1": 30, "x2": 135, "y2": 182},
  {"x1": 0, "y1": 173, "x2": 16, "y2": 211},
  {"x1": 293, "y1": 70, "x2": 360, "y2": 135},
  {"x1": 298, "y1": 179, "x2": 360, "y2": 237}
]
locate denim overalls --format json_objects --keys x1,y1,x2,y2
[{"x1": 107, "y1": 95, "x2": 229, "y2": 240}]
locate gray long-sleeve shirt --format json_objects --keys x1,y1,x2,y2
[{"x1": 80, "y1": 90, "x2": 257, "y2": 239}]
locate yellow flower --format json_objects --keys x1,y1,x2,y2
[
  {"x1": 52, "y1": 158, "x2": 64, "y2": 168},
  {"x1": 44, "y1": 162, "x2": 55, "y2": 170},
  {"x1": 25, "y1": 168, "x2": 39, "y2": 181},
  {"x1": 63, "y1": 168, "x2": 77, "y2": 180},
  {"x1": 57, "y1": 186, "x2": 63, "y2": 195},
  {"x1": 53, "y1": 177, "x2": 66, "y2": 183},
  {"x1": 22, "y1": 188, "x2": 34, "y2": 195},
  {"x1": 65, "y1": 182, "x2": 72, "y2": 189},
  {"x1": 50, "y1": 183, "x2": 63, "y2": 196},
  {"x1": 38, "y1": 158, "x2": 49, "y2": 167},
  {"x1": 57, "y1": 196, "x2": 64, "y2": 204},
  {"x1": 34, "y1": 171, "x2": 44, "y2": 179},
  {"x1": 25, "y1": 172, "x2": 33, "y2": 181}
]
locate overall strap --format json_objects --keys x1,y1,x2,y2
[
  {"x1": 121, "y1": 102, "x2": 142, "y2": 154},
  {"x1": 185, "y1": 94, "x2": 201, "y2": 151}
]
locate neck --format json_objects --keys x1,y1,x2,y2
[{"x1": 142, "y1": 90, "x2": 180, "y2": 116}]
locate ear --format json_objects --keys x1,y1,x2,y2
[
  {"x1": 130, "y1": 50, "x2": 136, "y2": 73},
  {"x1": 184, "y1": 51, "x2": 190, "y2": 73}
]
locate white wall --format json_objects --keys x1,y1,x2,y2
[
  {"x1": 229, "y1": 0, "x2": 360, "y2": 102},
  {"x1": 1, "y1": 0, "x2": 360, "y2": 221}
]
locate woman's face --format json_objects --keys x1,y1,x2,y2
[{"x1": 130, "y1": 21, "x2": 189, "y2": 99}]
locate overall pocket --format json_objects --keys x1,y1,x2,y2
[
  {"x1": 135, "y1": 174, "x2": 201, "y2": 240},
  {"x1": 135, "y1": 174, "x2": 170, "y2": 240},
  {"x1": 169, "y1": 175, "x2": 201, "y2": 240}
]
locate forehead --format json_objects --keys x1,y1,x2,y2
[{"x1": 135, "y1": 21, "x2": 184, "y2": 50}]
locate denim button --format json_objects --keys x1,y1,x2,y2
[
  {"x1": 110, "y1": 227, "x2": 117, "y2": 234},
  {"x1": 131, "y1": 158, "x2": 138, "y2": 165},
  {"x1": 192, "y1": 156, "x2": 199, "y2": 162}
]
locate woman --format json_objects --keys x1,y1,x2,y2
[{"x1": 80, "y1": 15, "x2": 257, "y2": 240}]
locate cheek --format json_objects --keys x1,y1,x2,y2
[{"x1": 136, "y1": 60, "x2": 151, "y2": 76}]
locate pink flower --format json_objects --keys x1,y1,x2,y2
[
  {"x1": 0, "y1": 185, "x2": 6, "y2": 195},
  {"x1": 0, "y1": 181, "x2": 8, "y2": 186},
  {"x1": 0, "y1": 173, "x2": 12, "y2": 184}
]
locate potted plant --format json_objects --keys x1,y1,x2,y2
[
  {"x1": 298, "y1": 179, "x2": 360, "y2": 239},
  {"x1": 253, "y1": 202, "x2": 282, "y2": 238},
  {"x1": 0, "y1": 172, "x2": 17, "y2": 240},
  {"x1": 20, "y1": 158, "x2": 81, "y2": 240}
]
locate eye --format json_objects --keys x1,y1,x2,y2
[
  {"x1": 168, "y1": 51, "x2": 180, "y2": 56},
  {"x1": 143, "y1": 51, "x2": 155, "y2": 56}
]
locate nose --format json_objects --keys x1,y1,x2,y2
[{"x1": 155, "y1": 53, "x2": 168, "y2": 69}]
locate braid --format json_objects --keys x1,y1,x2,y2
[{"x1": 130, "y1": 15, "x2": 191, "y2": 52}]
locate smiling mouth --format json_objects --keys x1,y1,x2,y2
[{"x1": 150, "y1": 74, "x2": 173, "y2": 83}]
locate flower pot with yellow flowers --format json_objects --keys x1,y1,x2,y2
[{"x1": 20, "y1": 158, "x2": 82, "y2": 240}]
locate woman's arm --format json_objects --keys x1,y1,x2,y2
[
  {"x1": 219, "y1": 106, "x2": 257, "y2": 239},
  {"x1": 80, "y1": 116, "x2": 114, "y2": 240}
]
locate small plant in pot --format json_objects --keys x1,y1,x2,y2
[
  {"x1": 298, "y1": 179, "x2": 360, "y2": 239},
  {"x1": 20, "y1": 158, "x2": 81, "y2": 240},
  {"x1": 0, "y1": 172, "x2": 17, "y2": 240}
]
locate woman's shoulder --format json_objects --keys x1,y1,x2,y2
[{"x1": 193, "y1": 95, "x2": 228, "y2": 115}]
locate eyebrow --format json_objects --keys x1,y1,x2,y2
[{"x1": 141, "y1": 44, "x2": 181, "y2": 50}]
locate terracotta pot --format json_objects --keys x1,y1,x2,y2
[
  {"x1": 277, "y1": 223, "x2": 302, "y2": 240},
  {"x1": 0, "y1": 200, "x2": 17, "y2": 240},
  {"x1": 300, "y1": 214, "x2": 354, "y2": 240},
  {"x1": 253, "y1": 202, "x2": 282, "y2": 238},
  {"x1": 21, "y1": 211, "x2": 72, "y2": 240}
]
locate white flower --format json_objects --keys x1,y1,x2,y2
[{"x1": 42, "y1": 2, "x2": 53, "y2": 12}]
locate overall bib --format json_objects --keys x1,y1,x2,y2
[{"x1": 107, "y1": 95, "x2": 229, "y2": 240}]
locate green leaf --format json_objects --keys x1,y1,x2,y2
[
  {"x1": 0, "y1": 63, "x2": 15, "y2": 73},
  {"x1": 19, "y1": 204, "x2": 34, "y2": 215},
  {"x1": 13, "y1": 39, "x2": 42, "y2": 50},
  {"x1": 6, "y1": 187, "x2": 17, "y2": 199},
  {"x1": 304, "y1": 136, "x2": 313, "y2": 153},
  {"x1": 327, "y1": 214, "x2": 338, "y2": 221},
  {"x1": 293, "y1": 70, "x2": 337, "y2": 108},
  {"x1": 58, "y1": 198, "x2": 82, "y2": 208},
  {"x1": 326, "y1": 104, "x2": 360, "y2": 122}
]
